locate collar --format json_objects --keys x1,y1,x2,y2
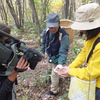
[{"x1": 53, "y1": 26, "x2": 61, "y2": 36}]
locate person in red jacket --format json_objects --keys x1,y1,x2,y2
[{"x1": 0, "y1": 23, "x2": 30, "y2": 100}]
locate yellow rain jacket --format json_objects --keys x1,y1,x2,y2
[{"x1": 68, "y1": 33, "x2": 100, "y2": 88}]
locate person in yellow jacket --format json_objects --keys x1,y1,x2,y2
[{"x1": 57, "y1": 3, "x2": 100, "y2": 100}]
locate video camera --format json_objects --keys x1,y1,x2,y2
[{"x1": 0, "y1": 30, "x2": 43, "y2": 76}]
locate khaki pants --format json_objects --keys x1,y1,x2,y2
[
  {"x1": 47, "y1": 56, "x2": 52, "y2": 70},
  {"x1": 48, "y1": 63, "x2": 59, "y2": 94}
]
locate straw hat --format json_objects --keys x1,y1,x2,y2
[{"x1": 71, "y1": 3, "x2": 100, "y2": 30}]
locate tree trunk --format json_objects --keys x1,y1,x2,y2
[
  {"x1": 97, "y1": 0, "x2": 100, "y2": 4},
  {"x1": 40, "y1": 0, "x2": 43, "y2": 24},
  {"x1": 69, "y1": 0, "x2": 73, "y2": 19},
  {"x1": 93, "y1": 0, "x2": 100, "y2": 4},
  {"x1": 29, "y1": 0, "x2": 41, "y2": 45},
  {"x1": 43, "y1": 0, "x2": 47, "y2": 22},
  {"x1": 64, "y1": 0, "x2": 69, "y2": 19},
  {"x1": 40, "y1": 0, "x2": 49, "y2": 28},
  {"x1": 24, "y1": 0, "x2": 29, "y2": 21},
  {"x1": 16, "y1": 0, "x2": 24, "y2": 29},
  {"x1": 69, "y1": 0, "x2": 75, "y2": 20},
  {"x1": 29, "y1": 0, "x2": 35, "y2": 23},
  {"x1": 0, "y1": 0, "x2": 8, "y2": 25},
  {"x1": 6, "y1": 0, "x2": 21, "y2": 29},
  {"x1": 46, "y1": 0, "x2": 50, "y2": 14},
  {"x1": 72, "y1": 0, "x2": 75, "y2": 20},
  {"x1": 41, "y1": 0, "x2": 49, "y2": 22},
  {"x1": 22, "y1": 0, "x2": 24, "y2": 25}
]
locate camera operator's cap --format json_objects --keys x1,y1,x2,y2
[
  {"x1": 71, "y1": 3, "x2": 100, "y2": 30},
  {"x1": 47, "y1": 13, "x2": 60, "y2": 28}
]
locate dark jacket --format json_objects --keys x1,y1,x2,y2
[
  {"x1": 0, "y1": 76, "x2": 15, "y2": 100},
  {"x1": 41, "y1": 27, "x2": 69, "y2": 65}
]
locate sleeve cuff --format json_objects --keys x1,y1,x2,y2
[
  {"x1": 5, "y1": 77, "x2": 14, "y2": 85},
  {"x1": 4, "y1": 78, "x2": 14, "y2": 90},
  {"x1": 68, "y1": 68, "x2": 77, "y2": 76},
  {"x1": 58, "y1": 62, "x2": 63, "y2": 65}
]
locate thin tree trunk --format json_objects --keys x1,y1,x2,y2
[
  {"x1": 40, "y1": 0, "x2": 49, "y2": 28},
  {"x1": 93, "y1": 0, "x2": 100, "y2": 4},
  {"x1": 72, "y1": 0, "x2": 75, "y2": 20},
  {"x1": 0, "y1": 0, "x2": 8, "y2": 24},
  {"x1": 24, "y1": 0, "x2": 29, "y2": 21},
  {"x1": 22, "y1": 0, "x2": 24, "y2": 25},
  {"x1": 64, "y1": 0, "x2": 69, "y2": 19},
  {"x1": 17, "y1": 0, "x2": 24, "y2": 28},
  {"x1": 43, "y1": 0, "x2": 47, "y2": 21},
  {"x1": 40, "y1": 0, "x2": 43, "y2": 24},
  {"x1": 29, "y1": 0, "x2": 35, "y2": 23},
  {"x1": 29, "y1": 0, "x2": 41, "y2": 45},
  {"x1": 69, "y1": 0, "x2": 73, "y2": 19},
  {"x1": 15, "y1": 1, "x2": 18, "y2": 16},
  {"x1": 6, "y1": 0, "x2": 21, "y2": 29}
]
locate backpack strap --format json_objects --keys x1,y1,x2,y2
[
  {"x1": 59, "y1": 32, "x2": 62, "y2": 43},
  {"x1": 45, "y1": 28, "x2": 49, "y2": 33},
  {"x1": 87, "y1": 37, "x2": 100, "y2": 63}
]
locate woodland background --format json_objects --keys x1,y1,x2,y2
[
  {"x1": 0, "y1": 0, "x2": 100, "y2": 100},
  {"x1": 0, "y1": 0, "x2": 100, "y2": 44}
]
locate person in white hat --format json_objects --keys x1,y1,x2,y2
[{"x1": 58, "y1": 3, "x2": 100, "y2": 100}]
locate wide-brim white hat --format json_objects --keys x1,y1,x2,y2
[{"x1": 71, "y1": 3, "x2": 100, "y2": 30}]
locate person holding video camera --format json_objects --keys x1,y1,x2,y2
[
  {"x1": 41, "y1": 13, "x2": 69, "y2": 97},
  {"x1": 0, "y1": 23, "x2": 30, "y2": 100}
]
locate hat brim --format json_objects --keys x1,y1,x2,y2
[
  {"x1": 47, "y1": 22, "x2": 59, "y2": 28},
  {"x1": 71, "y1": 17, "x2": 100, "y2": 30}
]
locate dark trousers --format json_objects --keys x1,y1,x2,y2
[{"x1": 96, "y1": 87, "x2": 100, "y2": 100}]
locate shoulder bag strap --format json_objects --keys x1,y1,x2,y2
[{"x1": 87, "y1": 37, "x2": 100, "y2": 63}]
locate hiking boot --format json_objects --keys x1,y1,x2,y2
[{"x1": 45, "y1": 91, "x2": 58, "y2": 98}]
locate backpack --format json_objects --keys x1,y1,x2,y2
[{"x1": 87, "y1": 37, "x2": 100, "y2": 63}]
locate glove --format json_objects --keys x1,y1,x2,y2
[{"x1": 53, "y1": 64, "x2": 63, "y2": 73}]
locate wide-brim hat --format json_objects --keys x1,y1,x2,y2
[
  {"x1": 47, "y1": 13, "x2": 60, "y2": 28},
  {"x1": 71, "y1": 3, "x2": 100, "y2": 30}
]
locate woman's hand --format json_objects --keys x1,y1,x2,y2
[
  {"x1": 42, "y1": 54, "x2": 45, "y2": 60},
  {"x1": 58, "y1": 66, "x2": 70, "y2": 77}
]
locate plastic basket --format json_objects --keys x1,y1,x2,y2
[{"x1": 60, "y1": 19, "x2": 75, "y2": 44}]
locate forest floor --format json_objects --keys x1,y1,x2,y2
[{"x1": 15, "y1": 31, "x2": 84, "y2": 100}]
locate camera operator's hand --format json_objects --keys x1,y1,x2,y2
[
  {"x1": 8, "y1": 57, "x2": 30, "y2": 82},
  {"x1": 16, "y1": 56, "x2": 30, "y2": 70}
]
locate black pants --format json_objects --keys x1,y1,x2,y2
[{"x1": 96, "y1": 87, "x2": 100, "y2": 100}]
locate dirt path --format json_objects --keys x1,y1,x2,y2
[{"x1": 15, "y1": 32, "x2": 84, "y2": 100}]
